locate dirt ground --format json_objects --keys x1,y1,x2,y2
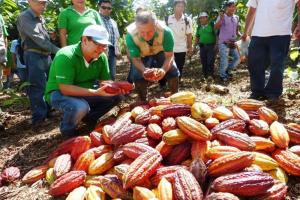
[{"x1": 0, "y1": 55, "x2": 300, "y2": 200}]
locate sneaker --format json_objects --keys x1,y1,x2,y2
[{"x1": 248, "y1": 94, "x2": 266, "y2": 101}]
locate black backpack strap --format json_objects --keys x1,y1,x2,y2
[
  {"x1": 165, "y1": 16, "x2": 169, "y2": 26},
  {"x1": 184, "y1": 14, "x2": 189, "y2": 27}
]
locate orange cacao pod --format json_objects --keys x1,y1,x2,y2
[
  {"x1": 22, "y1": 165, "x2": 48, "y2": 184},
  {"x1": 258, "y1": 106, "x2": 278, "y2": 125},
  {"x1": 251, "y1": 136, "x2": 275, "y2": 152},
  {"x1": 162, "y1": 129, "x2": 188, "y2": 145},
  {"x1": 88, "y1": 152, "x2": 115, "y2": 175},
  {"x1": 272, "y1": 149, "x2": 300, "y2": 176},
  {"x1": 208, "y1": 152, "x2": 255, "y2": 176},
  {"x1": 73, "y1": 150, "x2": 95, "y2": 172},
  {"x1": 270, "y1": 121, "x2": 290, "y2": 149},
  {"x1": 236, "y1": 99, "x2": 265, "y2": 111},
  {"x1": 158, "y1": 177, "x2": 173, "y2": 200},
  {"x1": 133, "y1": 186, "x2": 156, "y2": 200},
  {"x1": 213, "y1": 106, "x2": 234, "y2": 121},
  {"x1": 176, "y1": 116, "x2": 211, "y2": 141},
  {"x1": 169, "y1": 91, "x2": 196, "y2": 106},
  {"x1": 206, "y1": 145, "x2": 241, "y2": 160},
  {"x1": 249, "y1": 119, "x2": 270, "y2": 136},
  {"x1": 123, "y1": 150, "x2": 162, "y2": 189},
  {"x1": 285, "y1": 123, "x2": 300, "y2": 144},
  {"x1": 88, "y1": 145, "x2": 112, "y2": 158},
  {"x1": 232, "y1": 105, "x2": 250, "y2": 122},
  {"x1": 171, "y1": 168, "x2": 203, "y2": 200},
  {"x1": 70, "y1": 136, "x2": 92, "y2": 160}
]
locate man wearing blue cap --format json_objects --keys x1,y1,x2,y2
[{"x1": 45, "y1": 24, "x2": 122, "y2": 136}]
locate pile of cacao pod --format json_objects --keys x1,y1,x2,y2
[{"x1": 20, "y1": 91, "x2": 300, "y2": 199}]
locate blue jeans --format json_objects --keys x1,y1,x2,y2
[
  {"x1": 108, "y1": 46, "x2": 116, "y2": 81},
  {"x1": 131, "y1": 51, "x2": 180, "y2": 82},
  {"x1": 248, "y1": 35, "x2": 290, "y2": 98},
  {"x1": 50, "y1": 90, "x2": 122, "y2": 136},
  {"x1": 219, "y1": 43, "x2": 240, "y2": 79},
  {"x1": 17, "y1": 68, "x2": 27, "y2": 82},
  {"x1": 24, "y1": 51, "x2": 51, "y2": 123},
  {"x1": 199, "y1": 43, "x2": 216, "y2": 77}
]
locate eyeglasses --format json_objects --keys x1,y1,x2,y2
[{"x1": 101, "y1": 6, "x2": 112, "y2": 10}]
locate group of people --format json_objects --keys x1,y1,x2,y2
[{"x1": 0, "y1": 0, "x2": 299, "y2": 136}]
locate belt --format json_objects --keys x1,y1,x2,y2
[{"x1": 26, "y1": 48, "x2": 50, "y2": 56}]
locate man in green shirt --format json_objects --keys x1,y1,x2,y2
[
  {"x1": 125, "y1": 10, "x2": 180, "y2": 101},
  {"x1": 194, "y1": 12, "x2": 216, "y2": 79},
  {"x1": 45, "y1": 25, "x2": 121, "y2": 136}
]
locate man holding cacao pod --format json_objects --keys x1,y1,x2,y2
[
  {"x1": 125, "y1": 10, "x2": 180, "y2": 101},
  {"x1": 45, "y1": 25, "x2": 123, "y2": 136},
  {"x1": 243, "y1": 0, "x2": 300, "y2": 101}
]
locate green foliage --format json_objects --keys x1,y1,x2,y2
[{"x1": 1, "y1": 82, "x2": 30, "y2": 108}]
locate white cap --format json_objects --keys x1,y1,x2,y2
[
  {"x1": 199, "y1": 12, "x2": 208, "y2": 17},
  {"x1": 82, "y1": 25, "x2": 111, "y2": 45}
]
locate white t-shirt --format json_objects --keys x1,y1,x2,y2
[
  {"x1": 166, "y1": 14, "x2": 193, "y2": 53},
  {"x1": 247, "y1": 0, "x2": 296, "y2": 37}
]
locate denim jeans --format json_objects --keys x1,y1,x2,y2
[
  {"x1": 50, "y1": 90, "x2": 122, "y2": 136},
  {"x1": 131, "y1": 51, "x2": 180, "y2": 82},
  {"x1": 127, "y1": 62, "x2": 134, "y2": 83},
  {"x1": 219, "y1": 43, "x2": 240, "y2": 79},
  {"x1": 200, "y1": 44, "x2": 216, "y2": 77},
  {"x1": 248, "y1": 35, "x2": 290, "y2": 98},
  {"x1": 108, "y1": 46, "x2": 116, "y2": 81},
  {"x1": 24, "y1": 51, "x2": 51, "y2": 123},
  {"x1": 17, "y1": 68, "x2": 27, "y2": 82}
]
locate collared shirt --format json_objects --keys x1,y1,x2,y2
[
  {"x1": 45, "y1": 42, "x2": 110, "y2": 104},
  {"x1": 217, "y1": 14, "x2": 239, "y2": 44},
  {"x1": 166, "y1": 14, "x2": 193, "y2": 52},
  {"x1": 195, "y1": 22, "x2": 216, "y2": 44},
  {"x1": 58, "y1": 6, "x2": 102, "y2": 45},
  {"x1": 100, "y1": 14, "x2": 120, "y2": 55},
  {"x1": 17, "y1": 8, "x2": 59, "y2": 54}
]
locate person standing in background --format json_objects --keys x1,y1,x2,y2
[
  {"x1": 98, "y1": 0, "x2": 121, "y2": 80},
  {"x1": 10, "y1": 39, "x2": 27, "y2": 83},
  {"x1": 194, "y1": 12, "x2": 216, "y2": 80},
  {"x1": 17, "y1": 0, "x2": 59, "y2": 125},
  {"x1": 0, "y1": 13, "x2": 8, "y2": 90},
  {"x1": 242, "y1": 0, "x2": 300, "y2": 101},
  {"x1": 163, "y1": 0, "x2": 192, "y2": 85},
  {"x1": 58, "y1": 0, "x2": 102, "y2": 47},
  {"x1": 214, "y1": 0, "x2": 240, "y2": 83}
]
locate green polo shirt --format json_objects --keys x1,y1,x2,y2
[
  {"x1": 125, "y1": 27, "x2": 174, "y2": 58},
  {"x1": 195, "y1": 22, "x2": 216, "y2": 44},
  {"x1": 58, "y1": 6, "x2": 102, "y2": 45},
  {"x1": 45, "y1": 42, "x2": 110, "y2": 104}
]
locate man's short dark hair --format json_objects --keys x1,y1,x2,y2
[
  {"x1": 224, "y1": 0, "x2": 236, "y2": 7},
  {"x1": 174, "y1": 0, "x2": 186, "y2": 6},
  {"x1": 98, "y1": 0, "x2": 111, "y2": 5}
]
